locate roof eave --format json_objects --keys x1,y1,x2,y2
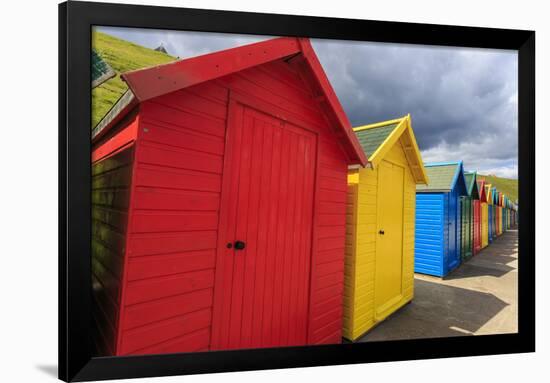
[
  {"x1": 404, "y1": 115, "x2": 429, "y2": 184},
  {"x1": 450, "y1": 161, "x2": 468, "y2": 196},
  {"x1": 367, "y1": 117, "x2": 408, "y2": 168},
  {"x1": 353, "y1": 115, "x2": 427, "y2": 182},
  {"x1": 110, "y1": 37, "x2": 366, "y2": 167},
  {"x1": 466, "y1": 171, "x2": 480, "y2": 199},
  {"x1": 122, "y1": 37, "x2": 302, "y2": 102},
  {"x1": 295, "y1": 38, "x2": 367, "y2": 167},
  {"x1": 417, "y1": 188, "x2": 452, "y2": 193},
  {"x1": 92, "y1": 90, "x2": 137, "y2": 143}
]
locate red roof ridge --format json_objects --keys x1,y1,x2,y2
[
  {"x1": 106, "y1": 37, "x2": 367, "y2": 166},
  {"x1": 122, "y1": 37, "x2": 301, "y2": 102}
]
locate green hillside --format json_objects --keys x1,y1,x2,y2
[
  {"x1": 477, "y1": 174, "x2": 518, "y2": 203},
  {"x1": 91, "y1": 31, "x2": 176, "y2": 127}
]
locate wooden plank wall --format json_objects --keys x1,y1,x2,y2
[
  {"x1": 343, "y1": 141, "x2": 415, "y2": 341},
  {"x1": 91, "y1": 146, "x2": 135, "y2": 356},
  {"x1": 116, "y1": 58, "x2": 350, "y2": 354}
]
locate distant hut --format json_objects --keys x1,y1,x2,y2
[
  {"x1": 463, "y1": 171, "x2": 480, "y2": 259},
  {"x1": 415, "y1": 161, "x2": 468, "y2": 277},
  {"x1": 154, "y1": 43, "x2": 168, "y2": 54},
  {"x1": 485, "y1": 184, "x2": 495, "y2": 243},
  {"x1": 477, "y1": 179, "x2": 489, "y2": 249}
]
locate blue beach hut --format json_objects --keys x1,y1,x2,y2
[
  {"x1": 493, "y1": 187, "x2": 499, "y2": 237},
  {"x1": 415, "y1": 161, "x2": 468, "y2": 277}
]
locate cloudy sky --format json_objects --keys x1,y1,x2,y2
[{"x1": 96, "y1": 27, "x2": 518, "y2": 178}]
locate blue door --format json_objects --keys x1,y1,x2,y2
[
  {"x1": 447, "y1": 192, "x2": 460, "y2": 273},
  {"x1": 456, "y1": 193, "x2": 461, "y2": 262},
  {"x1": 415, "y1": 193, "x2": 445, "y2": 276}
]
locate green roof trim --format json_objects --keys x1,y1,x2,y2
[
  {"x1": 354, "y1": 123, "x2": 399, "y2": 159},
  {"x1": 417, "y1": 164, "x2": 457, "y2": 191},
  {"x1": 464, "y1": 171, "x2": 480, "y2": 199},
  {"x1": 416, "y1": 162, "x2": 467, "y2": 194}
]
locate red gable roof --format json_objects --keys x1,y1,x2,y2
[
  {"x1": 118, "y1": 37, "x2": 367, "y2": 166},
  {"x1": 477, "y1": 179, "x2": 487, "y2": 203}
]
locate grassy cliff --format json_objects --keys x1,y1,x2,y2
[
  {"x1": 91, "y1": 31, "x2": 176, "y2": 127},
  {"x1": 477, "y1": 174, "x2": 518, "y2": 202}
]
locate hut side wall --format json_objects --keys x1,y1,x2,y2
[
  {"x1": 116, "y1": 84, "x2": 226, "y2": 356},
  {"x1": 343, "y1": 141, "x2": 415, "y2": 341},
  {"x1": 114, "y1": 59, "x2": 350, "y2": 355},
  {"x1": 91, "y1": 145, "x2": 135, "y2": 356},
  {"x1": 473, "y1": 199, "x2": 481, "y2": 254}
]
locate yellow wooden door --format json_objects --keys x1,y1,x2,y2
[
  {"x1": 374, "y1": 160, "x2": 404, "y2": 320},
  {"x1": 481, "y1": 203, "x2": 488, "y2": 248}
]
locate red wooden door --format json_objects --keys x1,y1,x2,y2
[
  {"x1": 473, "y1": 200, "x2": 481, "y2": 254},
  {"x1": 211, "y1": 100, "x2": 317, "y2": 350}
]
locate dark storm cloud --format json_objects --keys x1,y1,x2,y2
[
  {"x1": 94, "y1": 27, "x2": 518, "y2": 177},
  {"x1": 311, "y1": 40, "x2": 518, "y2": 177}
]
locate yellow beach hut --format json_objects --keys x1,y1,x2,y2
[
  {"x1": 477, "y1": 179, "x2": 489, "y2": 249},
  {"x1": 344, "y1": 115, "x2": 428, "y2": 341}
]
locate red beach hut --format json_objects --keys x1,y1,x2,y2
[{"x1": 91, "y1": 37, "x2": 367, "y2": 356}]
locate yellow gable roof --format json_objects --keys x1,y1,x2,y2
[{"x1": 353, "y1": 115, "x2": 429, "y2": 184}]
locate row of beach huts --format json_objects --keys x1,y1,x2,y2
[
  {"x1": 344, "y1": 119, "x2": 518, "y2": 341},
  {"x1": 91, "y1": 37, "x2": 518, "y2": 355}
]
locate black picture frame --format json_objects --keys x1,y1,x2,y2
[{"x1": 59, "y1": 1, "x2": 535, "y2": 381}]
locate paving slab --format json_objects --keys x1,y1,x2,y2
[{"x1": 357, "y1": 228, "x2": 518, "y2": 342}]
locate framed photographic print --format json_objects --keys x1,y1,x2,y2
[{"x1": 59, "y1": 1, "x2": 535, "y2": 381}]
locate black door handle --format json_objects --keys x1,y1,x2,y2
[
  {"x1": 379, "y1": 230, "x2": 385, "y2": 235},
  {"x1": 234, "y1": 240, "x2": 246, "y2": 250}
]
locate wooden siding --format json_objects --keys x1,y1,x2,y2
[
  {"x1": 449, "y1": 188, "x2": 461, "y2": 273},
  {"x1": 442, "y1": 193, "x2": 451, "y2": 275},
  {"x1": 343, "y1": 170, "x2": 359, "y2": 339},
  {"x1": 210, "y1": 104, "x2": 317, "y2": 350},
  {"x1": 473, "y1": 200, "x2": 481, "y2": 254},
  {"x1": 111, "y1": 57, "x2": 349, "y2": 354},
  {"x1": 91, "y1": 146, "x2": 135, "y2": 356},
  {"x1": 416, "y1": 188, "x2": 462, "y2": 277},
  {"x1": 460, "y1": 197, "x2": 473, "y2": 261},
  {"x1": 415, "y1": 193, "x2": 445, "y2": 276},
  {"x1": 221, "y1": 59, "x2": 349, "y2": 346},
  {"x1": 487, "y1": 204, "x2": 495, "y2": 243},
  {"x1": 115, "y1": 83, "x2": 226, "y2": 356},
  {"x1": 497, "y1": 206, "x2": 503, "y2": 235},
  {"x1": 343, "y1": 141, "x2": 415, "y2": 341}
]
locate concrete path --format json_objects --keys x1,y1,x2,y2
[{"x1": 358, "y1": 228, "x2": 518, "y2": 342}]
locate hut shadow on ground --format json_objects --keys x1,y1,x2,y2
[
  {"x1": 444, "y1": 230, "x2": 518, "y2": 281},
  {"x1": 476, "y1": 254, "x2": 517, "y2": 265},
  {"x1": 357, "y1": 280, "x2": 509, "y2": 342},
  {"x1": 443, "y1": 262, "x2": 514, "y2": 280}
]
